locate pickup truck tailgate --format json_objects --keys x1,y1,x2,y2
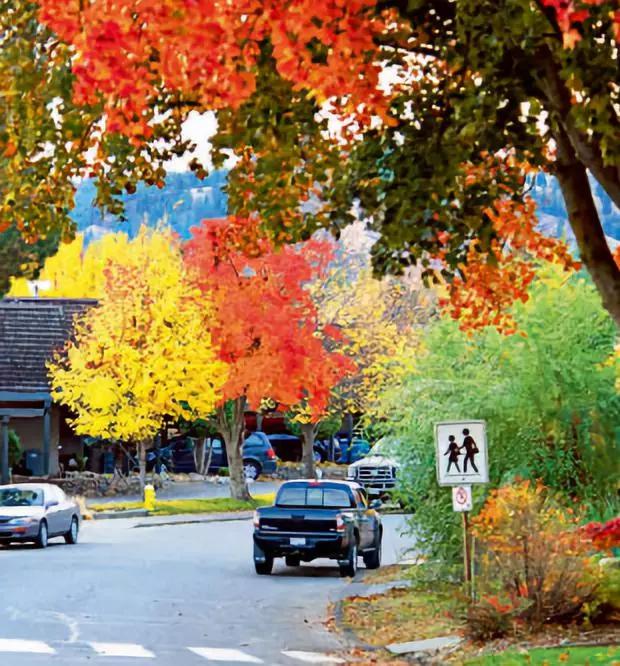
[{"x1": 259, "y1": 507, "x2": 339, "y2": 533}]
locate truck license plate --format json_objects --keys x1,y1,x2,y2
[{"x1": 290, "y1": 537, "x2": 306, "y2": 546}]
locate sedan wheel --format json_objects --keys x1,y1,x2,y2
[
  {"x1": 65, "y1": 517, "x2": 79, "y2": 545},
  {"x1": 35, "y1": 521, "x2": 48, "y2": 549}
]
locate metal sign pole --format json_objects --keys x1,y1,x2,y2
[{"x1": 462, "y1": 511, "x2": 472, "y2": 592}]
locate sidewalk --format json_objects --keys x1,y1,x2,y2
[
  {"x1": 133, "y1": 510, "x2": 254, "y2": 528},
  {"x1": 86, "y1": 479, "x2": 280, "y2": 506}
]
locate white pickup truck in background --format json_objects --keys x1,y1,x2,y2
[{"x1": 346, "y1": 438, "x2": 400, "y2": 498}]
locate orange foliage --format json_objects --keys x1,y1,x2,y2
[
  {"x1": 36, "y1": 0, "x2": 390, "y2": 140},
  {"x1": 438, "y1": 197, "x2": 580, "y2": 334},
  {"x1": 470, "y1": 481, "x2": 600, "y2": 631},
  {"x1": 184, "y1": 217, "x2": 353, "y2": 415}
]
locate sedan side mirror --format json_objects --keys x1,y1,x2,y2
[
  {"x1": 369, "y1": 499, "x2": 382, "y2": 510},
  {"x1": 45, "y1": 500, "x2": 59, "y2": 509}
]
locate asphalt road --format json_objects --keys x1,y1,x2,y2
[{"x1": 0, "y1": 514, "x2": 415, "y2": 665}]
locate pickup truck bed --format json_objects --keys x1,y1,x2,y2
[{"x1": 253, "y1": 480, "x2": 382, "y2": 577}]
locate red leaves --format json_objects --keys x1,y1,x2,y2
[
  {"x1": 583, "y1": 517, "x2": 620, "y2": 551},
  {"x1": 36, "y1": 0, "x2": 390, "y2": 139},
  {"x1": 539, "y1": 0, "x2": 619, "y2": 48},
  {"x1": 184, "y1": 216, "x2": 353, "y2": 416}
]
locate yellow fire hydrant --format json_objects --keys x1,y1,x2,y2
[{"x1": 143, "y1": 484, "x2": 156, "y2": 512}]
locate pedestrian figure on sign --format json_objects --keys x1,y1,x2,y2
[
  {"x1": 444, "y1": 435, "x2": 461, "y2": 473},
  {"x1": 460, "y1": 428, "x2": 479, "y2": 473}
]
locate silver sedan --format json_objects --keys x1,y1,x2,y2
[{"x1": 0, "y1": 483, "x2": 80, "y2": 548}]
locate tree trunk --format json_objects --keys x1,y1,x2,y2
[
  {"x1": 217, "y1": 397, "x2": 251, "y2": 501},
  {"x1": 554, "y1": 127, "x2": 620, "y2": 327},
  {"x1": 204, "y1": 437, "x2": 215, "y2": 477},
  {"x1": 300, "y1": 422, "x2": 316, "y2": 479},
  {"x1": 193, "y1": 437, "x2": 206, "y2": 476},
  {"x1": 138, "y1": 440, "x2": 147, "y2": 495}
]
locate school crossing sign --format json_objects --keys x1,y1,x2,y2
[{"x1": 434, "y1": 420, "x2": 489, "y2": 486}]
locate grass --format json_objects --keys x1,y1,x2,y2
[
  {"x1": 466, "y1": 645, "x2": 620, "y2": 665},
  {"x1": 341, "y1": 584, "x2": 464, "y2": 647},
  {"x1": 361, "y1": 563, "x2": 415, "y2": 585},
  {"x1": 89, "y1": 493, "x2": 275, "y2": 516}
]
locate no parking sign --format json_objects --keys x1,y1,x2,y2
[{"x1": 452, "y1": 485, "x2": 472, "y2": 512}]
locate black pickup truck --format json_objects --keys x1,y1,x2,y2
[{"x1": 253, "y1": 480, "x2": 382, "y2": 577}]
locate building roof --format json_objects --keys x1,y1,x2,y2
[{"x1": 0, "y1": 299, "x2": 97, "y2": 394}]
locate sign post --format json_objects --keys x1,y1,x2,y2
[{"x1": 435, "y1": 421, "x2": 488, "y2": 594}]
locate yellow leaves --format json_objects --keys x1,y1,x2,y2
[
  {"x1": 48, "y1": 227, "x2": 227, "y2": 443},
  {"x1": 311, "y1": 262, "x2": 430, "y2": 420}
]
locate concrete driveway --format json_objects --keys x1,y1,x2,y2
[{"x1": 0, "y1": 513, "x2": 415, "y2": 665}]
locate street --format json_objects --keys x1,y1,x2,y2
[{"x1": 0, "y1": 514, "x2": 415, "y2": 665}]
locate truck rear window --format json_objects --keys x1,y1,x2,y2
[{"x1": 276, "y1": 486, "x2": 353, "y2": 508}]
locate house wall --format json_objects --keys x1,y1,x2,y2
[{"x1": 10, "y1": 406, "x2": 60, "y2": 475}]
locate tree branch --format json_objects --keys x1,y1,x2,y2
[{"x1": 537, "y1": 50, "x2": 620, "y2": 209}]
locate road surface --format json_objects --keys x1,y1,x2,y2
[{"x1": 0, "y1": 514, "x2": 415, "y2": 665}]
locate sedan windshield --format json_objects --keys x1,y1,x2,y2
[{"x1": 0, "y1": 488, "x2": 44, "y2": 507}]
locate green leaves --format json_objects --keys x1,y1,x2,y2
[{"x1": 377, "y1": 263, "x2": 619, "y2": 564}]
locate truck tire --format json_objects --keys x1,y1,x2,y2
[
  {"x1": 339, "y1": 542, "x2": 358, "y2": 578},
  {"x1": 285, "y1": 555, "x2": 300, "y2": 567},
  {"x1": 363, "y1": 532, "x2": 382, "y2": 570},
  {"x1": 253, "y1": 544, "x2": 273, "y2": 575}
]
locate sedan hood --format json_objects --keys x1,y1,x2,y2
[
  {"x1": 0, "y1": 506, "x2": 44, "y2": 518},
  {"x1": 349, "y1": 455, "x2": 399, "y2": 468}
]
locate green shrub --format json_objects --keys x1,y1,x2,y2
[
  {"x1": 218, "y1": 467, "x2": 229, "y2": 477},
  {"x1": 8, "y1": 430, "x2": 22, "y2": 468},
  {"x1": 377, "y1": 266, "x2": 619, "y2": 566}
]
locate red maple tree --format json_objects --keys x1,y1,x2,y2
[{"x1": 184, "y1": 217, "x2": 352, "y2": 498}]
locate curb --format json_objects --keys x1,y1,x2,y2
[
  {"x1": 331, "y1": 595, "x2": 379, "y2": 654},
  {"x1": 133, "y1": 511, "x2": 254, "y2": 528},
  {"x1": 91, "y1": 509, "x2": 149, "y2": 520}
]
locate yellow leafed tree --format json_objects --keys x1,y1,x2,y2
[
  {"x1": 48, "y1": 228, "x2": 228, "y2": 489},
  {"x1": 311, "y1": 258, "x2": 434, "y2": 426},
  {"x1": 9, "y1": 233, "x2": 137, "y2": 298}
]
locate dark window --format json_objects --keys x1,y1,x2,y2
[
  {"x1": 277, "y1": 486, "x2": 353, "y2": 508},
  {"x1": 0, "y1": 488, "x2": 44, "y2": 507}
]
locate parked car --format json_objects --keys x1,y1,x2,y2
[
  {"x1": 266, "y1": 433, "x2": 339, "y2": 463},
  {"x1": 336, "y1": 437, "x2": 372, "y2": 465},
  {"x1": 346, "y1": 438, "x2": 400, "y2": 498},
  {"x1": 253, "y1": 479, "x2": 382, "y2": 576},
  {"x1": 149, "y1": 432, "x2": 277, "y2": 480},
  {"x1": 0, "y1": 484, "x2": 80, "y2": 549}
]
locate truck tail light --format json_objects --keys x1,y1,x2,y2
[
  {"x1": 335, "y1": 514, "x2": 345, "y2": 533},
  {"x1": 266, "y1": 448, "x2": 276, "y2": 459},
  {"x1": 253, "y1": 510, "x2": 260, "y2": 528}
]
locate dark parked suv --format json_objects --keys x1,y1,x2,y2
[{"x1": 149, "y1": 432, "x2": 277, "y2": 480}]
